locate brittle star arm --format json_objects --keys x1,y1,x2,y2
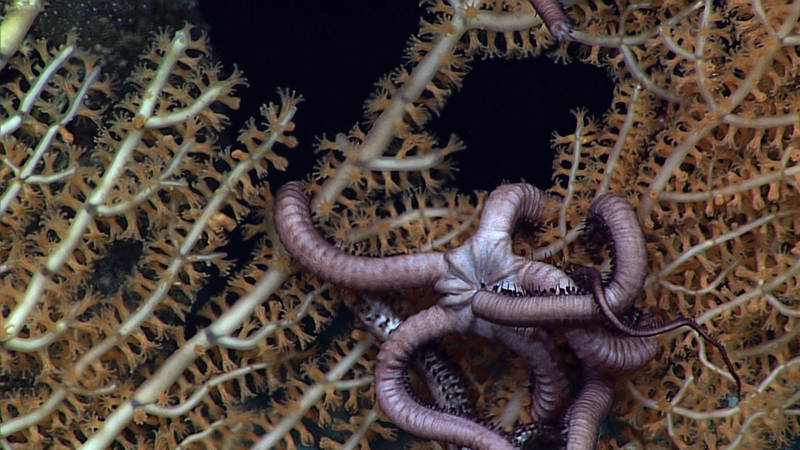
[
  {"x1": 274, "y1": 181, "x2": 448, "y2": 290},
  {"x1": 359, "y1": 298, "x2": 569, "y2": 448},
  {"x1": 521, "y1": 265, "x2": 662, "y2": 375},
  {"x1": 564, "y1": 366, "x2": 615, "y2": 450},
  {"x1": 470, "y1": 194, "x2": 648, "y2": 325},
  {"x1": 375, "y1": 304, "x2": 516, "y2": 450},
  {"x1": 529, "y1": 0, "x2": 572, "y2": 41},
  {"x1": 574, "y1": 266, "x2": 742, "y2": 396},
  {"x1": 472, "y1": 254, "x2": 660, "y2": 406},
  {"x1": 471, "y1": 319, "x2": 571, "y2": 422},
  {"x1": 356, "y1": 297, "x2": 476, "y2": 418},
  {"x1": 563, "y1": 308, "x2": 661, "y2": 375},
  {"x1": 561, "y1": 314, "x2": 660, "y2": 450}
]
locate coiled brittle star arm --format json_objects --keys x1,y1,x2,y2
[{"x1": 470, "y1": 194, "x2": 648, "y2": 325}]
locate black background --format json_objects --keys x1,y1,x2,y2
[{"x1": 196, "y1": 0, "x2": 614, "y2": 193}]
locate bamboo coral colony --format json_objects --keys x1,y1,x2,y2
[{"x1": 1, "y1": 0, "x2": 800, "y2": 449}]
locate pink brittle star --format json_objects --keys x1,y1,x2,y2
[{"x1": 273, "y1": 181, "x2": 740, "y2": 449}]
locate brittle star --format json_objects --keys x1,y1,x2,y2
[{"x1": 273, "y1": 181, "x2": 740, "y2": 449}]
